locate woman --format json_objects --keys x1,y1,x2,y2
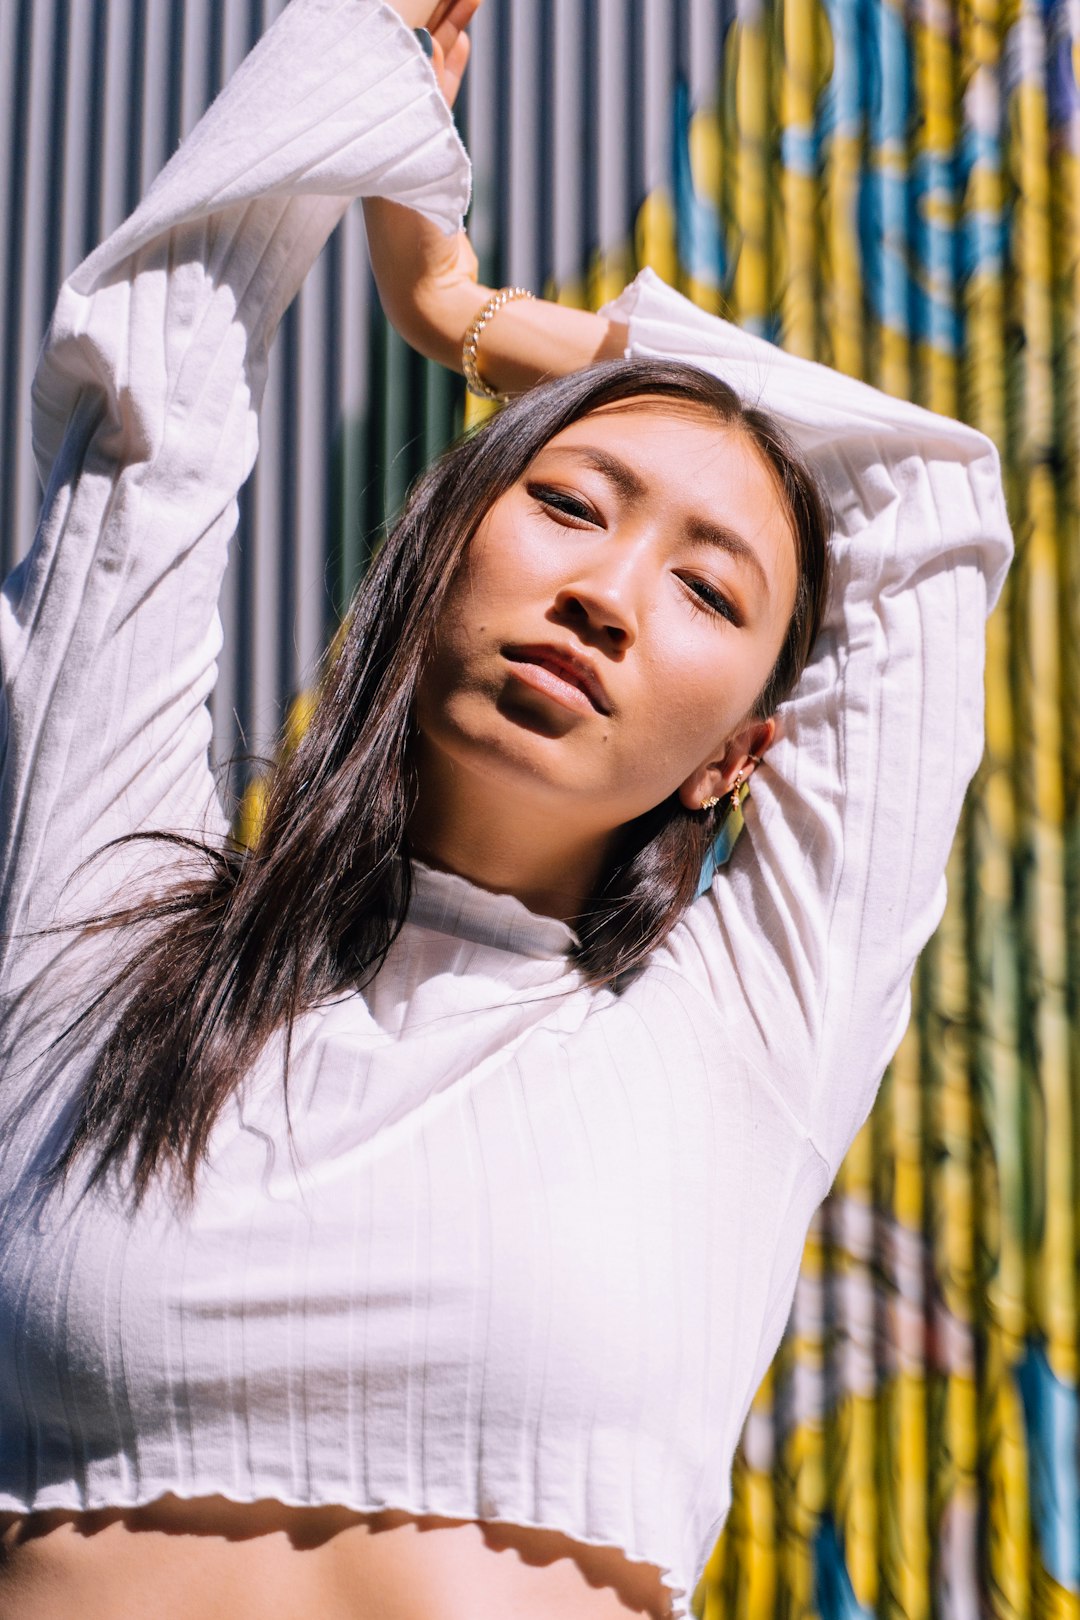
[{"x1": 0, "y1": 1, "x2": 1012, "y2": 1618}]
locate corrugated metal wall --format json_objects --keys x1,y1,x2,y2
[{"x1": 3, "y1": 2, "x2": 1079, "y2": 1616}]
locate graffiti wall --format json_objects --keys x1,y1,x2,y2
[
  {"x1": 665, "y1": 3, "x2": 1080, "y2": 1615},
  {"x1": 2, "y1": 1, "x2": 1078, "y2": 1614}
]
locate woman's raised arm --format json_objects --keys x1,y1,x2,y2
[
  {"x1": 613, "y1": 274, "x2": 1014, "y2": 1178},
  {"x1": 0, "y1": 0, "x2": 470, "y2": 983}
]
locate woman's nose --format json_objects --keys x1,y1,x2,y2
[{"x1": 551, "y1": 553, "x2": 641, "y2": 650}]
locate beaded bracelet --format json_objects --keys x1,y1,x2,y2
[{"x1": 461, "y1": 286, "x2": 535, "y2": 403}]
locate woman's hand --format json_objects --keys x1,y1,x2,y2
[
  {"x1": 425, "y1": 0, "x2": 479, "y2": 108},
  {"x1": 366, "y1": 0, "x2": 628, "y2": 391},
  {"x1": 382, "y1": 0, "x2": 477, "y2": 104}
]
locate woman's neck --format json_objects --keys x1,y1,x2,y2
[{"x1": 409, "y1": 742, "x2": 615, "y2": 924}]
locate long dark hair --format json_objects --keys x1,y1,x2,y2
[{"x1": 51, "y1": 358, "x2": 830, "y2": 1205}]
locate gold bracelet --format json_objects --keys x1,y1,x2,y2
[{"x1": 462, "y1": 286, "x2": 534, "y2": 403}]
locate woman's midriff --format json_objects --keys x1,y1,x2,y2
[{"x1": 0, "y1": 1499, "x2": 672, "y2": 1620}]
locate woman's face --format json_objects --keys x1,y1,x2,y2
[{"x1": 415, "y1": 401, "x2": 799, "y2": 833}]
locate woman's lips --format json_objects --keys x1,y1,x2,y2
[{"x1": 503, "y1": 645, "x2": 611, "y2": 715}]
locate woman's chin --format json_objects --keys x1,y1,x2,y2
[{"x1": 415, "y1": 695, "x2": 662, "y2": 825}]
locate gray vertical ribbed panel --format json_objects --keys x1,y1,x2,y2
[{"x1": 548, "y1": 0, "x2": 588, "y2": 291}]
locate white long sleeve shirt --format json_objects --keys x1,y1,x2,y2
[{"x1": 0, "y1": 2, "x2": 1013, "y2": 1615}]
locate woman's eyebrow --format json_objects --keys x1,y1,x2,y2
[
  {"x1": 549, "y1": 445, "x2": 770, "y2": 598},
  {"x1": 545, "y1": 445, "x2": 648, "y2": 503},
  {"x1": 684, "y1": 516, "x2": 770, "y2": 597}
]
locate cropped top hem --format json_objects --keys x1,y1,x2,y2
[{"x1": 0, "y1": 1484, "x2": 691, "y2": 1618}]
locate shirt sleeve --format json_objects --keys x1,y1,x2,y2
[
  {"x1": 0, "y1": 0, "x2": 470, "y2": 976},
  {"x1": 607, "y1": 269, "x2": 1014, "y2": 1178}
]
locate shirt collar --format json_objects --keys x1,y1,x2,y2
[{"x1": 408, "y1": 861, "x2": 579, "y2": 961}]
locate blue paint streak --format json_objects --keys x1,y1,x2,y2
[
  {"x1": 861, "y1": 0, "x2": 913, "y2": 335},
  {"x1": 814, "y1": 1515, "x2": 876, "y2": 1620},
  {"x1": 1047, "y1": 12, "x2": 1079, "y2": 130},
  {"x1": 672, "y1": 77, "x2": 725, "y2": 290},
  {"x1": 1016, "y1": 1341, "x2": 1080, "y2": 1589}
]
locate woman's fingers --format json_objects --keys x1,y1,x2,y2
[
  {"x1": 431, "y1": 28, "x2": 472, "y2": 108},
  {"x1": 429, "y1": 0, "x2": 482, "y2": 106},
  {"x1": 428, "y1": 0, "x2": 482, "y2": 39},
  {"x1": 380, "y1": 0, "x2": 480, "y2": 47}
]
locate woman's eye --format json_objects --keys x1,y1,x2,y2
[
  {"x1": 683, "y1": 576, "x2": 740, "y2": 625},
  {"x1": 527, "y1": 484, "x2": 596, "y2": 525}
]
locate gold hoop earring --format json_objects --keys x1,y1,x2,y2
[{"x1": 700, "y1": 794, "x2": 721, "y2": 811}]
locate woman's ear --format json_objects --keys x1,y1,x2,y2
[{"x1": 676, "y1": 717, "x2": 776, "y2": 812}]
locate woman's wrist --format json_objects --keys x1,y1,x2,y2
[
  {"x1": 462, "y1": 289, "x2": 536, "y2": 400},
  {"x1": 404, "y1": 277, "x2": 629, "y2": 397},
  {"x1": 459, "y1": 296, "x2": 630, "y2": 397},
  {"x1": 361, "y1": 202, "x2": 629, "y2": 394}
]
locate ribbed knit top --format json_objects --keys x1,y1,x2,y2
[{"x1": 0, "y1": 3, "x2": 1013, "y2": 1615}]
